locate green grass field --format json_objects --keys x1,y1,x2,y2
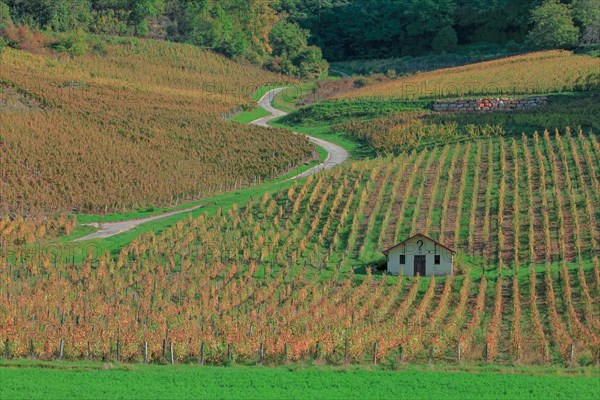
[
  {"x1": 231, "y1": 106, "x2": 271, "y2": 123},
  {"x1": 1, "y1": 361, "x2": 598, "y2": 400}
]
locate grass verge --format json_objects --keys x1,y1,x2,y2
[{"x1": 1, "y1": 360, "x2": 598, "y2": 400}]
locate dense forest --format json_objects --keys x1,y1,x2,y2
[
  {"x1": 284, "y1": 0, "x2": 599, "y2": 59},
  {"x1": 0, "y1": 0, "x2": 598, "y2": 74}
]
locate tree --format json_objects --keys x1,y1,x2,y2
[
  {"x1": 528, "y1": 0, "x2": 580, "y2": 49},
  {"x1": 0, "y1": 1, "x2": 10, "y2": 23},
  {"x1": 581, "y1": 17, "x2": 600, "y2": 45},
  {"x1": 432, "y1": 25, "x2": 458, "y2": 53},
  {"x1": 128, "y1": 0, "x2": 165, "y2": 36},
  {"x1": 52, "y1": 28, "x2": 89, "y2": 57},
  {"x1": 572, "y1": 0, "x2": 600, "y2": 45},
  {"x1": 269, "y1": 19, "x2": 327, "y2": 78}
]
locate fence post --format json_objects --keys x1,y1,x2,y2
[
  {"x1": 170, "y1": 341, "x2": 175, "y2": 365},
  {"x1": 200, "y1": 341, "x2": 205, "y2": 366},
  {"x1": 570, "y1": 342, "x2": 575, "y2": 364},
  {"x1": 373, "y1": 342, "x2": 378, "y2": 365},
  {"x1": 116, "y1": 339, "x2": 121, "y2": 362},
  {"x1": 4, "y1": 339, "x2": 8, "y2": 358},
  {"x1": 87, "y1": 341, "x2": 91, "y2": 360},
  {"x1": 399, "y1": 344, "x2": 404, "y2": 362},
  {"x1": 284, "y1": 343, "x2": 289, "y2": 364},
  {"x1": 59, "y1": 339, "x2": 64, "y2": 360},
  {"x1": 429, "y1": 347, "x2": 434, "y2": 363},
  {"x1": 144, "y1": 341, "x2": 148, "y2": 364},
  {"x1": 259, "y1": 342, "x2": 264, "y2": 365}
]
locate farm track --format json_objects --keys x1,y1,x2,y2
[
  {"x1": 252, "y1": 88, "x2": 348, "y2": 179},
  {"x1": 73, "y1": 88, "x2": 348, "y2": 242}
]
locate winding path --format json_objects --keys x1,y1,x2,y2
[
  {"x1": 73, "y1": 205, "x2": 205, "y2": 242},
  {"x1": 74, "y1": 87, "x2": 347, "y2": 241},
  {"x1": 252, "y1": 88, "x2": 348, "y2": 179}
]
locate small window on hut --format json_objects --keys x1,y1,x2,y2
[
  {"x1": 435, "y1": 255, "x2": 440, "y2": 265},
  {"x1": 400, "y1": 255, "x2": 406, "y2": 265}
]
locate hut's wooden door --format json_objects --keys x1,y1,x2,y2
[{"x1": 414, "y1": 255, "x2": 426, "y2": 276}]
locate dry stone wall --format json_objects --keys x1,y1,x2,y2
[{"x1": 432, "y1": 97, "x2": 547, "y2": 113}]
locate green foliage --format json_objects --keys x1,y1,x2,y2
[
  {"x1": 280, "y1": 100, "x2": 431, "y2": 126},
  {"x1": 5, "y1": 0, "x2": 91, "y2": 31},
  {"x1": 432, "y1": 26, "x2": 458, "y2": 54},
  {"x1": 51, "y1": 29, "x2": 89, "y2": 57},
  {"x1": 269, "y1": 20, "x2": 326, "y2": 78},
  {"x1": 128, "y1": 0, "x2": 165, "y2": 36},
  {"x1": 529, "y1": 0, "x2": 580, "y2": 49},
  {"x1": 0, "y1": 36, "x2": 7, "y2": 55},
  {"x1": 0, "y1": 1, "x2": 11, "y2": 24}
]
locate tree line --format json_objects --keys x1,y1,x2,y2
[
  {"x1": 1, "y1": 1, "x2": 598, "y2": 74},
  {"x1": 0, "y1": 0, "x2": 327, "y2": 78},
  {"x1": 282, "y1": 0, "x2": 599, "y2": 60}
]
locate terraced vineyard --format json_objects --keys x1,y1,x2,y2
[
  {"x1": 337, "y1": 51, "x2": 600, "y2": 100},
  {"x1": 334, "y1": 95, "x2": 600, "y2": 154},
  {"x1": 1, "y1": 127, "x2": 598, "y2": 366},
  {"x1": 0, "y1": 39, "x2": 311, "y2": 244}
]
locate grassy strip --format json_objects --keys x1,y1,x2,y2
[
  {"x1": 279, "y1": 99, "x2": 432, "y2": 126},
  {"x1": 269, "y1": 117, "x2": 372, "y2": 160},
  {"x1": 272, "y1": 82, "x2": 318, "y2": 113},
  {"x1": 1, "y1": 360, "x2": 597, "y2": 400},
  {"x1": 231, "y1": 106, "x2": 270, "y2": 123}
]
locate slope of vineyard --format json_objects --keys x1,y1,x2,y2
[
  {"x1": 333, "y1": 95, "x2": 600, "y2": 155},
  {"x1": 112, "y1": 128, "x2": 597, "y2": 269},
  {"x1": 336, "y1": 51, "x2": 600, "y2": 100},
  {"x1": 0, "y1": 38, "x2": 312, "y2": 220},
  {"x1": 1, "y1": 127, "x2": 598, "y2": 366}
]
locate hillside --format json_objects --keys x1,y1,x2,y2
[
  {"x1": 0, "y1": 38, "x2": 600, "y2": 400},
  {"x1": 0, "y1": 38, "x2": 314, "y2": 243},
  {"x1": 2, "y1": 126, "x2": 599, "y2": 366},
  {"x1": 337, "y1": 51, "x2": 600, "y2": 100}
]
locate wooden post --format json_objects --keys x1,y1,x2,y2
[
  {"x1": 315, "y1": 342, "x2": 321, "y2": 360},
  {"x1": 284, "y1": 343, "x2": 289, "y2": 364},
  {"x1": 227, "y1": 343, "x2": 232, "y2": 362},
  {"x1": 59, "y1": 339, "x2": 64, "y2": 360},
  {"x1": 170, "y1": 341, "x2": 175, "y2": 365},
  {"x1": 29, "y1": 339, "x2": 34, "y2": 358},
  {"x1": 200, "y1": 341, "x2": 205, "y2": 366},
  {"x1": 570, "y1": 342, "x2": 575, "y2": 363},
  {"x1": 457, "y1": 342, "x2": 462, "y2": 363},
  {"x1": 259, "y1": 342, "x2": 264, "y2": 364},
  {"x1": 116, "y1": 339, "x2": 121, "y2": 362},
  {"x1": 429, "y1": 347, "x2": 434, "y2": 363},
  {"x1": 162, "y1": 339, "x2": 166, "y2": 361},
  {"x1": 373, "y1": 342, "x2": 378, "y2": 365},
  {"x1": 87, "y1": 341, "x2": 91, "y2": 360},
  {"x1": 399, "y1": 345, "x2": 404, "y2": 362},
  {"x1": 144, "y1": 341, "x2": 148, "y2": 364},
  {"x1": 484, "y1": 342, "x2": 489, "y2": 362},
  {"x1": 4, "y1": 339, "x2": 9, "y2": 358}
]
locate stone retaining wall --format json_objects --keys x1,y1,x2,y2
[{"x1": 432, "y1": 97, "x2": 547, "y2": 113}]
